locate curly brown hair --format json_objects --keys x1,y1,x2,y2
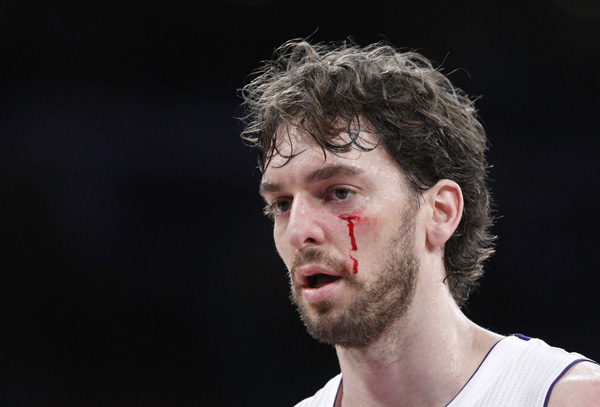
[{"x1": 239, "y1": 39, "x2": 495, "y2": 306}]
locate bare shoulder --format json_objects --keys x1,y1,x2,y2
[{"x1": 547, "y1": 361, "x2": 600, "y2": 407}]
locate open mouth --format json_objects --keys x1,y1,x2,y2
[{"x1": 306, "y1": 274, "x2": 342, "y2": 289}]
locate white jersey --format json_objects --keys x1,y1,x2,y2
[
  {"x1": 294, "y1": 335, "x2": 594, "y2": 407},
  {"x1": 294, "y1": 374, "x2": 342, "y2": 407}
]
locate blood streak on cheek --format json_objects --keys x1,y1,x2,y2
[
  {"x1": 349, "y1": 254, "x2": 359, "y2": 274},
  {"x1": 339, "y1": 213, "x2": 361, "y2": 273}
]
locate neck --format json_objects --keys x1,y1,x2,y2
[{"x1": 335, "y1": 271, "x2": 502, "y2": 407}]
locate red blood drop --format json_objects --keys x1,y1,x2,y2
[
  {"x1": 350, "y1": 254, "x2": 359, "y2": 274},
  {"x1": 339, "y1": 214, "x2": 360, "y2": 251},
  {"x1": 339, "y1": 214, "x2": 361, "y2": 273}
]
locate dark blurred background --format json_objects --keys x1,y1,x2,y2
[{"x1": 1, "y1": 0, "x2": 599, "y2": 405}]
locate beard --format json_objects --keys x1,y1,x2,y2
[{"x1": 289, "y1": 208, "x2": 419, "y2": 349}]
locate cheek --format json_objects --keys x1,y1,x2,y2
[
  {"x1": 356, "y1": 216, "x2": 379, "y2": 243},
  {"x1": 273, "y1": 224, "x2": 292, "y2": 267},
  {"x1": 338, "y1": 212, "x2": 379, "y2": 273},
  {"x1": 338, "y1": 212, "x2": 379, "y2": 247}
]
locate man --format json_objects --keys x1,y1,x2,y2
[{"x1": 239, "y1": 39, "x2": 600, "y2": 406}]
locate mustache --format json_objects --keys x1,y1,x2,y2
[{"x1": 290, "y1": 248, "x2": 349, "y2": 276}]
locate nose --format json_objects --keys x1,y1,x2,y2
[{"x1": 285, "y1": 195, "x2": 326, "y2": 250}]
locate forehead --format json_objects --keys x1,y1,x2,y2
[
  {"x1": 269, "y1": 121, "x2": 379, "y2": 163},
  {"x1": 262, "y1": 124, "x2": 404, "y2": 187}
]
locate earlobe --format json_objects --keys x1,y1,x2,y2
[{"x1": 425, "y1": 180, "x2": 464, "y2": 247}]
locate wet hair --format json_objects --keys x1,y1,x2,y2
[{"x1": 239, "y1": 39, "x2": 495, "y2": 306}]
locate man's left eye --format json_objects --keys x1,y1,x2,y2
[{"x1": 330, "y1": 188, "x2": 354, "y2": 201}]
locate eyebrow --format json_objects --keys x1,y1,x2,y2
[{"x1": 259, "y1": 164, "x2": 364, "y2": 196}]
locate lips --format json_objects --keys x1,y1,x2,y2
[{"x1": 293, "y1": 265, "x2": 346, "y2": 303}]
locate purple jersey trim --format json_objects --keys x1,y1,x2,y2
[
  {"x1": 332, "y1": 377, "x2": 342, "y2": 407},
  {"x1": 542, "y1": 359, "x2": 599, "y2": 407},
  {"x1": 512, "y1": 333, "x2": 532, "y2": 341}
]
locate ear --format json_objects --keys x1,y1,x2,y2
[{"x1": 423, "y1": 179, "x2": 463, "y2": 248}]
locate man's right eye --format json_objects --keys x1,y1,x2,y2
[
  {"x1": 264, "y1": 199, "x2": 292, "y2": 218},
  {"x1": 273, "y1": 200, "x2": 292, "y2": 214}
]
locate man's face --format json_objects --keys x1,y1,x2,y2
[{"x1": 260, "y1": 125, "x2": 421, "y2": 348}]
